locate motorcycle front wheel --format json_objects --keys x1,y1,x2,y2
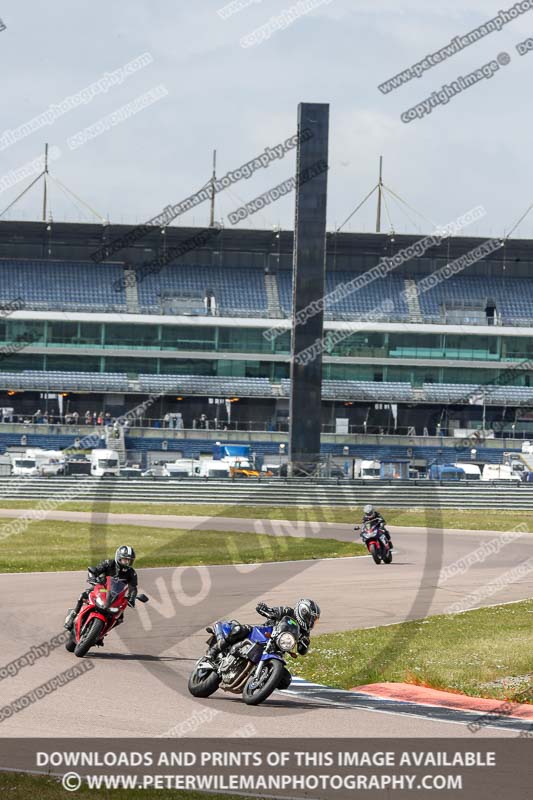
[
  {"x1": 74, "y1": 617, "x2": 104, "y2": 657},
  {"x1": 242, "y1": 659, "x2": 284, "y2": 706},
  {"x1": 188, "y1": 661, "x2": 221, "y2": 698},
  {"x1": 369, "y1": 543, "x2": 381, "y2": 564}
]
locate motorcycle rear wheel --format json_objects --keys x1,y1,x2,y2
[
  {"x1": 74, "y1": 618, "x2": 104, "y2": 657},
  {"x1": 188, "y1": 663, "x2": 221, "y2": 698},
  {"x1": 369, "y1": 543, "x2": 381, "y2": 564},
  {"x1": 243, "y1": 659, "x2": 284, "y2": 706}
]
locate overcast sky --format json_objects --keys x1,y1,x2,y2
[{"x1": 1, "y1": 0, "x2": 531, "y2": 239}]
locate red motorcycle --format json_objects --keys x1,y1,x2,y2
[
  {"x1": 65, "y1": 576, "x2": 149, "y2": 657},
  {"x1": 355, "y1": 522, "x2": 393, "y2": 565}
]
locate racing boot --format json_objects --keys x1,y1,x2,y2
[{"x1": 63, "y1": 609, "x2": 76, "y2": 631}]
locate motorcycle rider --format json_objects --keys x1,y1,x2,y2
[
  {"x1": 358, "y1": 504, "x2": 393, "y2": 549},
  {"x1": 207, "y1": 598, "x2": 321, "y2": 660},
  {"x1": 64, "y1": 545, "x2": 138, "y2": 631}
]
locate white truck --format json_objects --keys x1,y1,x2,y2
[
  {"x1": 453, "y1": 463, "x2": 482, "y2": 480},
  {"x1": 197, "y1": 459, "x2": 230, "y2": 479},
  {"x1": 164, "y1": 458, "x2": 199, "y2": 477},
  {"x1": 90, "y1": 448, "x2": 120, "y2": 477},
  {"x1": 481, "y1": 464, "x2": 521, "y2": 481},
  {"x1": 359, "y1": 459, "x2": 381, "y2": 480},
  {"x1": 10, "y1": 449, "x2": 65, "y2": 477},
  {"x1": 0, "y1": 454, "x2": 12, "y2": 476}
]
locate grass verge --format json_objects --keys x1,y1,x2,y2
[
  {"x1": 0, "y1": 773, "x2": 250, "y2": 800},
  {"x1": 0, "y1": 500, "x2": 531, "y2": 532},
  {"x1": 293, "y1": 599, "x2": 533, "y2": 703},
  {"x1": 0, "y1": 519, "x2": 365, "y2": 572}
]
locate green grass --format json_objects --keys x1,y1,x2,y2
[
  {"x1": 293, "y1": 599, "x2": 533, "y2": 703},
  {"x1": 0, "y1": 773, "x2": 251, "y2": 800},
  {"x1": 0, "y1": 519, "x2": 365, "y2": 572},
  {"x1": 1, "y1": 500, "x2": 531, "y2": 532}
]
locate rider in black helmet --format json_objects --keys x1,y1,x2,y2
[
  {"x1": 64, "y1": 545, "x2": 138, "y2": 631},
  {"x1": 207, "y1": 598, "x2": 321, "y2": 660},
  {"x1": 359, "y1": 504, "x2": 393, "y2": 548}
]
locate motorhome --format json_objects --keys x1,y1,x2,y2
[
  {"x1": 453, "y1": 463, "x2": 481, "y2": 480},
  {"x1": 164, "y1": 458, "x2": 199, "y2": 477},
  {"x1": 197, "y1": 459, "x2": 231, "y2": 479},
  {"x1": 359, "y1": 460, "x2": 381, "y2": 480},
  {"x1": 10, "y1": 449, "x2": 65, "y2": 477},
  {"x1": 90, "y1": 449, "x2": 120, "y2": 477},
  {"x1": 481, "y1": 464, "x2": 521, "y2": 481}
]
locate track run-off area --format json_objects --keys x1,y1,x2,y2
[{"x1": 1, "y1": 511, "x2": 532, "y2": 738}]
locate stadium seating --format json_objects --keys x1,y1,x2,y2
[
  {"x1": 422, "y1": 382, "x2": 533, "y2": 404},
  {"x1": 280, "y1": 379, "x2": 412, "y2": 401},
  {"x1": 136, "y1": 266, "x2": 268, "y2": 316},
  {"x1": 0, "y1": 371, "x2": 129, "y2": 391},
  {"x1": 0, "y1": 260, "x2": 127, "y2": 311},
  {"x1": 277, "y1": 271, "x2": 409, "y2": 319},
  {"x1": 321, "y1": 380, "x2": 412, "y2": 401},
  {"x1": 2, "y1": 258, "x2": 532, "y2": 325},
  {"x1": 416, "y1": 275, "x2": 533, "y2": 324},
  {"x1": 138, "y1": 374, "x2": 274, "y2": 397},
  {"x1": 1, "y1": 370, "x2": 532, "y2": 405}
]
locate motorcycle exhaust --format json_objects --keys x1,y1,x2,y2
[{"x1": 220, "y1": 663, "x2": 254, "y2": 693}]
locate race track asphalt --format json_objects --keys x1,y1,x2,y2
[{"x1": 1, "y1": 512, "x2": 531, "y2": 739}]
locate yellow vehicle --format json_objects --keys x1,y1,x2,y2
[{"x1": 229, "y1": 460, "x2": 263, "y2": 479}]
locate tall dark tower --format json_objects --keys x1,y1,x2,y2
[{"x1": 289, "y1": 102, "x2": 330, "y2": 473}]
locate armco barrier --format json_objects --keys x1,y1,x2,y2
[{"x1": 0, "y1": 477, "x2": 532, "y2": 509}]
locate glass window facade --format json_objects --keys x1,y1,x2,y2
[
  {"x1": 0, "y1": 319, "x2": 532, "y2": 387},
  {"x1": 1, "y1": 321, "x2": 530, "y2": 363}
]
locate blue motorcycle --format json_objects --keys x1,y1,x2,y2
[{"x1": 188, "y1": 613, "x2": 299, "y2": 705}]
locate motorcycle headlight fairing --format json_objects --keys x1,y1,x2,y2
[
  {"x1": 95, "y1": 595, "x2": 106, "y2": 608},
  {"x1": 109, "y1": 606, "x2": 121, "y2": 613},
  {"x1": 277, "y1": 632, "x2": 297, "y2": 652}
]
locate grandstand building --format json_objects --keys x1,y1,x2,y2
[{"x1": 1, "y1": 219, "x2": 532, "y2": 465}]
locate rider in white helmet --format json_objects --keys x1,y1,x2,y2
[{"x1": 360, "y1": 504, "x2": 393, "y2": 548}]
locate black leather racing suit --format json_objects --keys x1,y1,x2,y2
[
  {"x1": 361, "y1": 512, "x2": 393, "y2": 547},
  {"x1": 67, "y1": 559, "x2": 138, "y2": 622},
  {"x1": 255, "y1": 603, "x2": 311, "y2": 655},
  {"x1": 209, "y1": 603, "x2": 311, "y2": 658}
]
